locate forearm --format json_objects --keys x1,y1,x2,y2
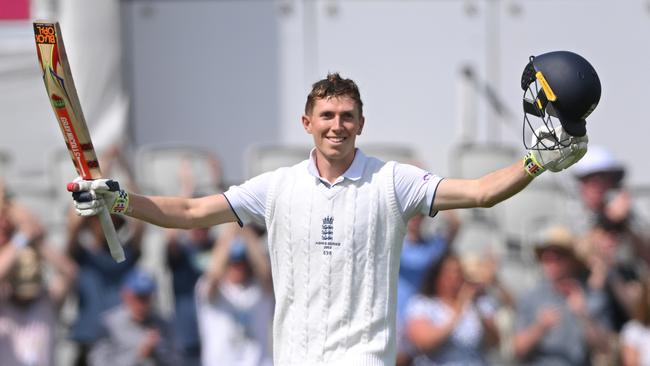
[
  {"x1": 126, "y1": 193, "x2": 236, "y2": 229},
  {"x1": 434, "y1": 162, "x2": 533, "y2": 211},
  {"x1": 41, "y1": 243, "x2": 77, "y2": 305},
  {"x1": 0, "y1": 243, "x2": 19, "y2": 281},
  {"x1": 42, "y1": 243, "x2": 76, "y2": 279},
  {"x1": 513, "y1": 323, "x2": 546, "y2": 359},
  {"x1": 622, "y1": 345, "x2": 640, "y2": 366},
  {"x1": 65, "y1": 209, "x2": 85, "y2": 256},
  {"x1": 480, "y1": 317, "x2": 500, "y2": 348},
  {"x1": 408, "y1": 319, "x2": 458, "y2": 353},
  {"x1": 625, "y1": 226, "x2": 650, "y2": 265},
  {"x1": 204, "y1": 229, "x2": 235, "y2": 298},
  {"x1": 476, "y1": 161, "x2": 533, "y2": 208},
  {"x1": 242, "y1": 232, "x2": 272, "y2": 289},
  {"x1": 579, "y1": 314, "x2": 610, "y2": 353}
]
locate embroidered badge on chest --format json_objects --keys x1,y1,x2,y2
[
  {"x1": 316, "y1": 215, "x2": 340, "y2": 256},
  {"x1": 321, "y1": 216, "x2": 334, "y2": 241}
]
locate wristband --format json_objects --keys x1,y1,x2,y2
[
  {"x1": 9, "y1": 232, "x2": 29, "y2": 249},
  {"x1": 523, "y1": 152, "x2": 546, "y2": 178},
  {"x1": 110, "y1": 190, "x2": 130, "y2": 214}
]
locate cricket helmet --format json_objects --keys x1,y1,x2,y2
[{"x1": 520, "y1": 51, "x2": 601, "y2": 150}]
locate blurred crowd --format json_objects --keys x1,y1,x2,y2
[{"x1": 0, "y1": 144, "x2": 649, "y2": 366}]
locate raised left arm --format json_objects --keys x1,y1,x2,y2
[
  {"x1": 433, "y1": 162, "x2": 533, "y2": 211},
  {"x1": 433, "y1": 125, "x2": 587, "y2": 211}
]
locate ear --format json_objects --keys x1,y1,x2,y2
[
  {"x1": 302, "y1": 115, "x2": 312, "y2": 134},
  {"x1": 357, "y1": 116, "x2": 365, "y2": 135}
]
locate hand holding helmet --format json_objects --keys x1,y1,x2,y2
[
  {"x1": 520, "y1": 50, "x2": 601, "y2": 177},
  {"x1": 524, "y1": 125, "x2": 588, "y2": 176}
]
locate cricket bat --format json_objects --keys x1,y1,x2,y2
[{"x1": 34, "y1": 21, "x2": 125, "y2": 262}]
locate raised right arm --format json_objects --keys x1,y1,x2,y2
[
  {"x1": 71, "y1": 178, "x2": 239, "y2": 230},
  {"x1": 125, "y1": 193, "x2": 238, "y2": 229}
]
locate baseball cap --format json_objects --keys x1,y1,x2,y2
[
  {"x1": 572, "y1": 146, "x2": 625, "y2": 181},
  {"x1": 123, "y1": 269, "x2": 156, "y2": 295}
]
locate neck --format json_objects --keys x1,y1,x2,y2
[{"x1": 315, "y1": 150, "x2": 356, "y2": 183}]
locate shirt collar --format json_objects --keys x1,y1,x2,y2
[{"x1": 307, "y1": 148, "x2": 367, "y2": 184}]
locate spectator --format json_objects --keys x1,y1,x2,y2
[
  {"x1": 405, "y1": 251, "x2": 500, "y2": 366},
  {"x1": 89, "y1": 268, "x2": 178, "y2": 366},
  {"x1": 162, "y1": 155, "x2": 222, "y2": 366},
  {"x1": 460, "y1": 253, "x2": 515, "y2": 311},
  {"x1": 513, "y1": 225, "x2": 611, "y2": 365},
  {"x1": 621, "y1": 278, "x2": 650, "y2": 366},
  {"x1": 461, "y1": 252, "x2": 516, "y2": 364},
  {"x1": 164, "y1": 225, "x2": 214, "y2": 366},
  {"x1": 571, "y1": 146, "x2": 650, "y2": 267},
  {"x1": 396, "y1": 211, "x2": 460, "y2": 365},
  {"x1": 0, "y1": 188, "x2": 76, "y2": 366},
  {"x1": 66, "y1": 212, "x2": 144, "y2": 365},
  {"x1": 578, "y1": 222, "x2": 642, "y2": 332},
  {"x1": 196, "y1": 222, "x2": 273, "y2": 366}
]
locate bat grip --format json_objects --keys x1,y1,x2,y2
[{"x1": 98, "y1": 207, "x2": 126, "y2": 263}]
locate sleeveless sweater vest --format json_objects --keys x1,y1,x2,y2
[{"x1": 264, "y1": 157, "x2": 407, "y2": 366}]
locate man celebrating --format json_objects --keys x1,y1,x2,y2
[{"x1": 71, "y1": 51, "x2": 600, "y2": 365}]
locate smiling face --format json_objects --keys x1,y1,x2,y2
[{"x1": 302, "y1": 96, "x2": 364, "y2": 170}]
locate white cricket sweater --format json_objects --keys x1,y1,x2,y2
[{"x1": 264, "y1": 157, "x2": 407, "y2": 366}]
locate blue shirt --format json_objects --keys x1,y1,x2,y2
[
  {"x1": 396, "y1": 237, "x2": 447, "y2": 325},
  {"x1": 71, "y1": 243, "x2": 140, "y2": 343},
  {"x1": 167, "y1": 239, "x2": 212, "y2": 351}
]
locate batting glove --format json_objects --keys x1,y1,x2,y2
[
  {"x1": 68, "y1": 178, "x2": 130, "y2": 216},
  {"x1": 523, "y1": 125, "x2": 588, "y2": 177}
]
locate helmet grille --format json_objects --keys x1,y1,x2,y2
[{"x1": 520, "y1": 58, "x2": 537, "y2": 90}]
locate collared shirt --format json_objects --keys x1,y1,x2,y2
[{"x1": 224, "y1": 148, "x2": 443, "y2": 226}]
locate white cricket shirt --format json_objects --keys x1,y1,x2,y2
[{"x1": 223, "y1": 149, "x2": 443, "y2": 366}]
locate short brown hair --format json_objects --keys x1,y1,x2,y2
[
  {"x1": 420, "y1": 250, "x2": 456, "y2": 297},
  {"x1": 305, "y1": 73, "x2": 363, "y2": 116}
]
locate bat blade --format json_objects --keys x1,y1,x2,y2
[{"x1": 34, "y1": 21, "x2": 125, "y2": 263}]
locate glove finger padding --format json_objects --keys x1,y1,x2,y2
[
  {"x1": 526, "y1": 125, "x2": 589, "y2": 175},
  {"x1": 72, "y1": 190, "x2": 96, "y2": 203},
  {"x1": 74, "y1": 196, "x2": 106, "y2": 216},
  {"x1": 75, "y1": 198, "x2": 104, "y2": 210},
  {"x1": 548, "y1": 129, "x2": 587, "y2": 172},
  {"x1": 90, "y1": 179, "x2": 121, "y2": 192},
  {"x1": 554, "y1": 139, "x2": 588, "y2": 171},
  {"x1": 532, "y1": 126, "x2": 562, "y2": 167}
]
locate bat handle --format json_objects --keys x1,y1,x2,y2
[{"x1": 98, "y1": 207, "x2": 126, "y2": 263}]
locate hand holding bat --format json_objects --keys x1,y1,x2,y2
[
  {"x1": 68, "y1": 178, "x2": 130, "y2": 262},
  {"x1": 68, "y1": 178, "x2": 129, "y2": 216}
]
